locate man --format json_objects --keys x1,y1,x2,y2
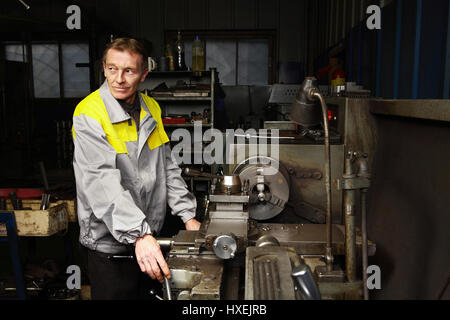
[{"x1": 72, "y1": 38, "x2": 201, "y2": 299}]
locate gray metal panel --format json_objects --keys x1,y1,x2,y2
[
  {"x1": 206, "y1": 219, "x2": 247, "y2": 238},
  {"x1": 278, "y1": 144, "x2": 345, "y2": 223},
  {"x1": 249, "y1": 223, "x2": 376, "y2": 256},
  {"x1": 228, "y1": 144, "x2": 345, "y2": 223},
  {"x1": 245, "y1": 246, "x2": 299, "y2": 300},
  {"x1": 209, "y1": 195, "x2": 249, "y2": 203}
]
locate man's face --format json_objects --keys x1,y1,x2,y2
[{"x1": 103, "y1": 49, "x2": 149, "y2": 103}]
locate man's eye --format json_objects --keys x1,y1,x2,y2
[{"x1": 126, "y1": 69, "x2": 134, "y2": 74}]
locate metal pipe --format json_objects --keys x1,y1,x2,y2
[
  {"x1": 361, "y1": 188, "x2": 369, "y2": 300},
  {"x1": 157, "y1": 238, "x2": 174, "y2": 251},
  {"x1": 164, "y1": 276, "x2": 172, "y2": 300},
  {"x1": 344, "y1": 188, "x2": 357, "y2": 282},
  {"x1": 311, "y1": 89, "x2": 334, "y2": 271},
  {"x1": 343, "y1": 152, "x2": 357, "y2": 282}
]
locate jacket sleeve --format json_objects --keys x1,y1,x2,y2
[
  {"x1": 164, "y1": 144, "x2": 197, "y2": 223},
  {"x1": 72, "y1": 113, "x2": 152, "y2": 244}
]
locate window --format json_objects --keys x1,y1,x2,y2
[
  {"x1": 3, "y1": 41, "x2": 91, "y2": 98},
  {"x1": 61, "y1": 43, "x2": 90, "y2": 97},
  {"x1": 166, "y1": 30, "x2": 275, "y2": 86},
  {"x1": 32, "y1": 44, "x2": 60, "y2": 98},
  {"x1": 5, "y1": 44, "x2": 27, "y2": 62}
]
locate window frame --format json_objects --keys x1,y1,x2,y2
[
  {"x1": 2, "y1": 36, "x2": 93, "y2": 102},
  {"x1": 164, "y1": 29, "x2": 277, "y2": 85}
]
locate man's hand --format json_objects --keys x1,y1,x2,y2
[
  {"x1": 185, "y1": 218, "x2": 201, "y2": 231},
  {"x1": 135, "y1": 234, "x2": 170, "y2": 283}
]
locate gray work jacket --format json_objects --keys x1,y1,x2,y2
[{"x1": 72, "y1": 81, "x2": 196, "y2": 254}]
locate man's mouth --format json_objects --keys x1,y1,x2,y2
[{"x1": 113, "y1": 87, "x2": 130, "y2": 92}]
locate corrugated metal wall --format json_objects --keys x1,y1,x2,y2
[
  {"x1": 2, "y1": 0, "x2": 448, "y2": 94},
  {"x1": 93, "y1": 0, "x2": 309, "y2": 75},
  {"x1": 316, "y1": 0, "x2": 450, "y2": 99}
]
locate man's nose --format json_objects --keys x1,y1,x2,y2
[{"x1": 116, "y1": 71, "x2": 125, "y2": 84}]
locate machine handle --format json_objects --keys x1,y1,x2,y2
[
  {"x1": 291, "y1": 264, "x2": 321, "y2": 300},
  {"x1": 183, "y1": 167, "x2": 221, "y2": 179}
]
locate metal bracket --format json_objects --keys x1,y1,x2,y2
[
  {"x1": 335, "y1": 178, "x2": 371, "y2": 190},
  {"x1": 315, "y1": 265, "x2": 345, "y2": 283}
]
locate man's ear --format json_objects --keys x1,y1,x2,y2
[{"x1": 140, "y1": 68, "x2": 149, "y2": 82}]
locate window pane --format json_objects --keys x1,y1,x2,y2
[
  {"x1": 62, "y1": 43, "x2": 90, "y2": 97},
  {"x1": 5, "y1": 44, "x2": 27, "y2": 62},
  {"x1": 32, "y1": 44, "x2": 60, "y2": 98},
  {"x1": 238, "y1": 40, "x2": 268, "y2": 85},
  {"x1": 206, "y1": 40, "x2": 236, "y2": 85}
]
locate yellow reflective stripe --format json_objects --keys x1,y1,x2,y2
[
  {"x1": 140, "y1": 106, "x2": 148, "y2": 122},
  {"x1": 141, "y1": 94, "x2": 170, "y2": 150},
  {"x1": 73, "y1": 91, "x2": 169, "y2": 154},
  {"x1": 73, "y1": 90, "x2": 129, "y2": 154},
  {"x1": 112, "y1": 121, "x2": 138, "y2": 142}
]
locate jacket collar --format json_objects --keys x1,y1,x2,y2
[{"x1": 99, "y1": 80, "x2": 151, "y2": 124}]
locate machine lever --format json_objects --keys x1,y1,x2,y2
[
  {"x1": 291, "y1": 264, "x2": 321, "y2": 300},
  {"x1": 183, "y1": 167, "x2": 221, "y2": 179},
  {"x1": 164, "y1": 276, "x2": 172, "y2": 300}
]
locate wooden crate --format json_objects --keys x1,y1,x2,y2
[
  {"x1": 0, "y1": 203, "x2": 69, "y2": 237},
  {"x1": 4, "y1": 199, "x2": 77, "y2": 223}
]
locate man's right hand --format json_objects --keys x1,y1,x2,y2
[{"x1": 135, "y1": 234, "x2": 171, "y2": 283}]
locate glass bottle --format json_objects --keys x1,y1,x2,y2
[{"x1": 174, "y1": 30, "x2": 187, "y2": 71}]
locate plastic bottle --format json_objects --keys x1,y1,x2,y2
[
  {"x1": 192, "y1": 35, "x2": 205, "y2": 73},
  {"x1": 174, "y1": 30, "x2": 187, "y2": 71},
  {"x1": 165, "y1": 44, "x2": 175, "y2": 71}
]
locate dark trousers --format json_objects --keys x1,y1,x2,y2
[{"x1": 79, "y1": 244, "x2": 160, "y2": 300}]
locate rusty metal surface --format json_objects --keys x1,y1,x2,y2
[
  {"x1": 249, "y1": 223, "x2": 376, "y2": 256},
  {"x1": 318, "y1": 281, "x2": 363, "y2": 300},
  {"x1": 326, "y1": 97, "x2": 378, "y2": 170},
  {"x1": 370, "y1": 99, "x2": 450, "y2": 122}
]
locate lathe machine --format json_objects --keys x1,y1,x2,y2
[{"x1": 157, "y1": 78, "x2": 377, "y2": 300}]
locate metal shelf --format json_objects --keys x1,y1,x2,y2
[
  {"x1": 153, "y1": 96, "x2": 212, "y2": 102},
  {"x1": 147, "y1": 70, "x2": 211, "y2": 77},
  {"x1": 164, "y1": 123, "x2": 212, "y2": 128},
  {"x1": 148, "y1": 68, "x2": 216, "y2": 129}
]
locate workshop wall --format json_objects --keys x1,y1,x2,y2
[
  {"x1": 368, "y1": 114, "x2": 450, "y2": 299},
  {"x1": 317, "y1": 0, "x2": 450, "y2": 99}
]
